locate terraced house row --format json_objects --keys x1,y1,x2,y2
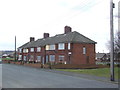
[{"x1": 18, "y1": 26, "x2": 96, "y2": 65}]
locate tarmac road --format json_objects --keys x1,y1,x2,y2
[
  {"x1": 2, "y1": 64, "x2": 118, "y2": 88},
  {"x1": 0, "y1": 64, "x2": 2, "y2": 89}
]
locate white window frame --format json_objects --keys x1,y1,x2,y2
[
  {"x1": 37, "y1": 47, "x2": 41, "y2": 52},
  {"x1": 29, "y1": 55, "x2": 34, "y2": 61},
  {"x1": 19, "y1": 48, "x2": 22, "y2": 53},
  {"x1": 68, "y1": 43, "x2": 71, "y2": 50},
  {"x1": 23, "y1": 49, "x2": 28, "y2": 53},
  {"x1": 83, "y1": 47, "x2": 86, "y2": 54},
  {"x1": 37, "y1": 56, "x2": 41, "y2": 62},
  {"x1": 49, "y1": 55, "x2": 55, "y2": 62},
  {"x1": 46, "y1": 45, "x2": 55, "y2": 50},
  {"x1": 23, "y1": 56, "x2": 26, "y2": 61},
  {"x1": 30, "y1": 48, "x2": 34, "y2": 52},
  {"x1": 58, "y1": 43, "x2": 65, "y2": 50},
  {"x1": 45, "y1": 45, "x2": 50, "y2": 50},
  {"x1": 23, "y1": 49, "x2": 26, "y2": 53},
  {"x1": 50, "y1": 45, "x2": 55, "y2": 50},
  {"x1": 18, "y1": 55, "x2": 22, "y2": 60},
  {"x1": 26, "y1": 49, "x2": 28, "y2": 53}
]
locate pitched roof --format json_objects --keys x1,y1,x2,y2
[
  {"x1": 18, "y1": 42, "x2": 29, "y2": 48},
  {"x1": 96, "y1": 53, "x2": 106, "y2": 58},
  {"x1": 18, "y1": 31, "x2": 96, "y2": 48}
]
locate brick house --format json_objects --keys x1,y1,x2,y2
[{"x1": 17, "y1": 26, "x2": 96, "y2": 65}]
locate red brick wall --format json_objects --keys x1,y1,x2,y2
[
  {"x1": 71, "y1": 43, "x2": 95, "y2": 64},
  {"x1": 18, "y1": 43, "x2": 96, "y2": 65}
]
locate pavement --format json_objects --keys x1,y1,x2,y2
[{"x1": 1, "y1": 64, "x2": 119, "y2": 88}]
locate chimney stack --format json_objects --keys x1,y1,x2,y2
[
  {"x1": 64, "y1": 26, "x2": 72, "y2": 34},
  {"x1": 44, "y1": 33, "x2": 49, "y2": 38},
  {"x1": 30, "y1": 37, "x2": 35, "y2": 42}
]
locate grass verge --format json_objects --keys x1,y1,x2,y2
[
  {"x1": 56, "y1": 67, "x2": 119, "y2": 80},
  {"x1": 2, "y1": 58, "x2": 14, "y2": 60}
]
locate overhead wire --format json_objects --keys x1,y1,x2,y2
[{"x1": 43, "y1": 0, "x2": 105, "y2": 29}]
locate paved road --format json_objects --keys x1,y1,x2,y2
[
  {"x1": 0, "y1": 64, "x2": 2, "y2": 89},
  {"x1": 2, "y1": 64, "x2": 118, "y2": 88}
]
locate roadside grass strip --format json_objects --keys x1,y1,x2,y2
[{"x1": 56, "y1": 67, "x2": 119, "y2": 80}]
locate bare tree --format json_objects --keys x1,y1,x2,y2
[
  {"x1": 114, "y1": 31, "x2": 120, "y2": 60},
  {"x1": 106, "y1": 31, "x2": 120, "y2": 60}
]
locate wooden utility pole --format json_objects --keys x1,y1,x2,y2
[
  {"x1": 110, "y1": 0, "x2": 115, "y2": 81},
  {"x1": 15, "y1": 36, "x2": 16, "y2": 61}
]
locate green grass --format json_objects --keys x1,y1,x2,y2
[
  {"x1": 2, "y1": 58, "x2": 14, "y2": 60},
  {"x1": 56, "y1": 67, "x2": 119, "y2": 80}
]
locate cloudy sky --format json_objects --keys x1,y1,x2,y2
[{"x1": 0, "y1": 0, "x2": 119, "y2": 53}]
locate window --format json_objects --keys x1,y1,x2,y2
[
  {"x1": 50, "y1": 45, "x2": 55, "y2": 50},
  {"x1": 46, "y1": 45, "x2": 55, "y2": 50},
  {"x1": 45, "y1": 45, "x2": 50, "y2": 50},
  {"x1": 68, "y1": 43, "x2": 71, "y2": 50},
  {"x1": 19, "y1": 48, "x2": 22, "y2": 53},
  {"x1": 37, "y1": 47, "x2": 41, "y2": 52},
  {"x1": 59, "y1": 55, "x2": 64, "y2": 61},
  {"x1": 49, "y1": 55, "x2": 55, "y2": 61},
  {"x1": 26, "y1": 49, "x2": 28, "y2": 53},
  {"x1": 46, "y1": 55, "x2": 49, "y2": 63},
  {"x1": 23, "y1": 49, "x2": 28, "y2": 53},
  {"x1": 83, "y1": 47, "x2": 86, "y2": 54},
  {"x1": 18, "y1": 55, "x2": 22, "y2": 60},
  {"x1": 30, "y1": 48, "x2": 34, "y2": 52},
  {"x1": 42, "y1": 57, "x2": 44, "y2": 64},
  {"x1": 29, "y1": 55, "x2": 34, "y2": 61},
  {"x1": 23, "y1": 49, "x2": 26, "y2": 53},
  {"x1": 23, "y1": 56, "x2": 26, "y2": 61},
  {"x1": 58, "y1": 43, "x2": 65, "y2": 50},
  {"x1": 37, "y1": 56, "x2": 41, "y2": 62}
]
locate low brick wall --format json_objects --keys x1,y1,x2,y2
[
  {"x1": 10, "y1": 61, "x2": 15, "y2": 64},
  {"x1": 14, "y1": 62, "x2": 23, "y2": 65},
  {"x1": 3, "y1": 60, "x2": 110, "y2": 69},
  {"x1": 2, "y1": 60, "x2": 12, "y2": 64},
  {"x1": 24, "y1": 63, "x2": 42, "y2": 68},
  {"x1": 51, "y1": 64, "x2": 109, "y2": 69}
]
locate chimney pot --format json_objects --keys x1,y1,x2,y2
[
  {"x1": 30, "y1": 37, "x2": 35, "y2": 42},
  {"x1": 44, "y1": 33, "x2": 49, "y2": 38},
  {"x1": 64, "y1": 26, "x2": 72, "y2": 34}
]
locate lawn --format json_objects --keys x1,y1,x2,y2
[
  {"x1": 56, "y1": 67, "x2": 119, "y2": 80},
  {"x1": 2, "y1": 58, "x2": 14, "y2": 60}
]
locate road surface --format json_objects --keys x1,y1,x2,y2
[
  {"x1": 0, "y1": 64, "x2": 2, "y2": 89},
  {"x1": 2, "y1": 64, "x2": 118, "y2": 88}
]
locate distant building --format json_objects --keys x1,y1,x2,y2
[
  {"x1": 17, "y1": 26, "x2": 96, "y2": 65},
  {"x1": 96, "y1": 52, "x2": 120, "y2": 64},
  {"x1": 2, "y1": 54, "x2": 9, "y2": 58},
  {"x1": 96, "y1": 53, "x2": 110, "y2": 64}
]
